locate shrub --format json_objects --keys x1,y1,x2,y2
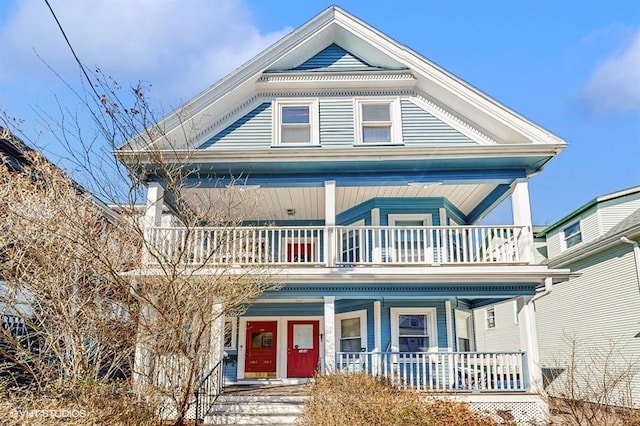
[{"x1": 298, "y1": 372, "x2": 508, "y2": 426}]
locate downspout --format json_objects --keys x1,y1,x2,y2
[
  {"x1": 620, "y1": 237, "x2": 640, "y2": 295},
  {"x1": 531, "y1": 276, "x2": 553, "y2": 303}
]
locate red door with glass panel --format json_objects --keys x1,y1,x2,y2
[
  {"x1": 245, "y1": 321, "x2": 277, "y2": 378},
  {"x1": 287, "y1": 243, "x2": 314, "y2": 263},
  {"x1": 287, "y1": 320, "x2": 319, "y2": 378}
]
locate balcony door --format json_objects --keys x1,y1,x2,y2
[{"x1": 389, "y1": 214, "x2": 432, "y2": 263}]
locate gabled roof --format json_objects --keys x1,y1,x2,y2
[
  {"x1": 538, "y1": 185, "x2": 640, "y2": 237},
  {"x1": 120, "y1": 6, "x2": 566, "y2": 159}
]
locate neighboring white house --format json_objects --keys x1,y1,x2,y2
[
  {"x1": 118, "y1": 6, "x2": 572, "y2": 424},
  {"x1": 475, "y1": 185, "x2": 640, "y2": 407}
]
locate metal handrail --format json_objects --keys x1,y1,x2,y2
[{"x1": 194, "y1": 359, "x2": 224, "y2": 424}]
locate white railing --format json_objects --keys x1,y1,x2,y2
[
  {"x1": 336, "y1": 351, "x2": 527, "y2": 392},
  {"x1": 145, "y1": 225, "x2": 530, "y2": 266}
]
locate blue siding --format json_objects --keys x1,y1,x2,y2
[
  {"x1": 199, "y1": 103, "x2": 272, "y2": 149},
  {"x1": 336, "y1": 300, "x2": 375, "y2": 351},
  {"x1": 245, "y1": 303, "x2": 324, "y2": 316},
  {"x1": 319, "y1": 100, "x2": 354, "y2": 145},
  {"x1": 401, "y1": 100, "x2": 475, "y2": 145},
  {"x1": 294, "y1": 44, "x2": 372, "y2": 70},
  {"x1": 336, "y1": 197, "x2": 469, "y2": 226}
]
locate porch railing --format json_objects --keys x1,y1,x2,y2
[
  {"x1": 145, "y1": 225, "x2": 530, "y2": 267},
  {"x1": 194, "y1": 359, "x2": 224, "y2": 424},
  {"x1": 336, "y1": 351, "x2": 527, "y2": 392}
]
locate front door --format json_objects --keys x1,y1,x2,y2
[
  {"x1": 245, "y1": 321, "x2": 277, "y2": 378},
  {"x1": 287, "y1": 320, "x2": 319, "y2": 378}
]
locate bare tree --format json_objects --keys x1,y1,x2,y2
[{"x1": 0, "y1": 73, "x2": 280, "y2": 425}]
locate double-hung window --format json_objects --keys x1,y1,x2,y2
[
  {"x1": 485, "y1": 308, "x2": 496, "y2": 330},
  {"x1": 335, "y1": 310, "x2": 367, "y2": 352},
  {"x1": 355, "y1": 99, "x2": 401, "y2": 145},
  {"x1": 563, "y1": 221, "x2": 582, "y2": 249},
  {"x1": 274, "y1": 100, "x2": 318, "y2": 146},
  {"x1": 390, "y1": 308, "x2": 437, "y2": 352}
]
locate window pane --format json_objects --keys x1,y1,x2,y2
[
  {"x1": 564, "y1": 222, "x2": 580, "y2": 237},
  {"x1": 399, "y1": 314, "x2": 427, "y2": 336},
  {"x1": 251, "y1": 331, "x2": 273, "y2": 349},
  {"x1": 362, "y1": 126, "x2": 391, "y2": 143},
  {"x1": 282, "y1": 106, "x2": 309, "y2": 124},
  {"x1": 341, "y1": 318, "x2": 360, "y2": 338},
  {"x1": 362, "y1": 104, "x2": 390, "y2": 121},
  {"x1": 224, "y1": 320, "x2": 233, "y2": 348},
  {"x1": 293, "y1": 324, "x2": 313, "y2": 349},
  {"x1": 399, "y1": 336, "x2": 429, "y2": 352},
  {"x1": 340, "y1": 337, "x2": 362, "y2": 352},
  {"x1": 566, "y1": 233, "x2": 582, "y2": 248},
  {"x1": 281, "y1": 126, "x2": 310, "y2": 143}
]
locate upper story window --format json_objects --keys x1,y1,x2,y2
[
  {"x1": 355, "y1": 98, "x2": 402, "y2": 145},
  {"x1": 273, "y1": 99, "x2": 318, "y2": 146},
  {"x1": 563, "y1": 221, "x2": 582, "y2": 249}
]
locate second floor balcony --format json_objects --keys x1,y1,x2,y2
[{"x1": 145, "y1": 224, "x2": 533, "y2": 268}]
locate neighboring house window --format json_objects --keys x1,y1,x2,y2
[
  {"x1": 335, "y1": 310, "x2": 367, "y2": 352},
  {"x1": 355, "y1": 99, "x2": 401, "y2": 144},
  {"x1": 390, "y1": 308, "x2": 437, "y2": 352},
  {"x1": 486, "y1": 308, "x2": 496, "y2": 329},
  {"x1": 224, "y1": 317, "x2": 237, "y2": 349},
  {"x1": 273, "y1": 99, "x2": 318, "y2": 146},
  {"x1": 563, "y1": 221, "x2": 582, "y2": 249}
]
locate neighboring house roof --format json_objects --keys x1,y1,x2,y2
[
  {"x1": 546, "y1": 206, "x2": 640, "y2": 268},
  {"x1": 537, "y1": 185, "x2": 640, "y2": 237}
]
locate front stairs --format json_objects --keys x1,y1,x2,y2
[{"x1": 204, "y1": 384, "x2": 308, "y2": 425}]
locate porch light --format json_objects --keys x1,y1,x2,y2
[
  {"x1": 286, "y1": 208, "x2": 296, "y2": 216},
  {"x1": 407, "y1": 182, "x2": 441, "y2": 189}
]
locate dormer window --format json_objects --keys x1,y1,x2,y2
[
  {"x1": 355, "y1": 98, "x2": 402, "y2": 145},
  {"x1": 273, "y1": 99, "x2": 318, "y2": 146},
  {"x1": 563, "y1": 221, "x2": 582, "y2": 249}
]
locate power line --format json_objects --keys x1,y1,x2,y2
[{"x1": 43, "y1": 0, "x2": 101, "y2": 101}]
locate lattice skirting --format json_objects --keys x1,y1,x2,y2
[{"x1": 468, "y1": 400, "x2": 546, "y2": 425}]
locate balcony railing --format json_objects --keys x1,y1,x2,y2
[
  {"x1": 145, "y1": 225, "x2": 531, "y2": 267},
  {"x1": 336, "y1": 351, "x2": 527, "y2": 392}
]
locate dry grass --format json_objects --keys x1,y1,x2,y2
[
  {"x1": 0, "y1": 381, "x2": 157, "y2": 426},
  {"x1": 298, "y1": 372, "x2": 510, "y2": 426}
]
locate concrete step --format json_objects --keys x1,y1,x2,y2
[{"x1": 205, "y1": 398, "x2": 305, "y2": 425}]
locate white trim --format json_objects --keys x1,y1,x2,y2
[
  {"x1": 390, "y1": 307, "x2": 438, "y2": 352},
  {"x1": 224, "y1": 317, "x2": 238, "y2": 350},
  {"x1": 388, "y1": 213, "x2": 433, "y2": 226},
  {"x1": 513, "y1": 300, "x2": 519, "y2": 325},
  {"x1": 353, "y1": 97, "x2": 403, "y2": 145},
  {"x1": 335, "y1": 309, "x2": 368, "y2": 352},
  {"x1": 272, "y1": 98, "x2": 319, "y2": 146},
  {"x1": 237, "y1": 315, "x2": 324, "y2": 380},
  {"x1": 561, "y1": 220, "x2": 583, "y2": 251},
  {"x1": 485, "y1": 307, "x2": 496, "y2": 330}
]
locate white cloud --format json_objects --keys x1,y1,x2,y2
[
  {"x1": 579, "y1": 29, "x2": 640, "y2": 115},
  {"x1": 0, "y1": 0, "x2": 290, "y2": 104}
]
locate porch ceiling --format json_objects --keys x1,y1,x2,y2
[{"x1": 181, "y1": 183, "x2": 496, "y2": 222}]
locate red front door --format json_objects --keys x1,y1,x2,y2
[
  {"x1": 245, "y1": 321, "x2": 277, "y2": 378},
  {"x1": 287, "y1": 320, "x2": 319, "y2": 378}
]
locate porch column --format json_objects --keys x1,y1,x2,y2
[
  {"x1": 518, "y1": 291, "x2": 544, "y2": 394},
  {"x1": 145, "y1": 182, "x2": 164, "y2": 227},
  {"x1": 324, "y1": 181, "x2": 336, "y2": 267},
  {"x1": 372, "y1": 208, "x2": 382, "y2": 263},
  {"x1": 373, "y1": 300, "x2": 382, "y2": 375},
  {"x1": 133, "y1": 301, "x2": 155, "y2": 391},
  {"x1": 511, "y1": 179, "x2": 535, "y2": 263},
  {"x1": 324, "y1": 296, "x2": 336, "y2": 372},
  {"x1": 209, "y1": 301, "x2": 225, "y2": 373}
]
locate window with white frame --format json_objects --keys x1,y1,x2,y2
[
  {"x1": 562, "y1": 221, "x2": 582, "y2": 249},
  {"x1": 388, "y1": 214, "x2": 432, "y2": 263},
  {"x1": 224, "y1": 317, "x2": 237, "y2": 349},
  {"x1": 355, "y1": 99, "x2": 401, "y2": 145},
  {"x1": 273, "y1": 99, "x2": 318, "y2": 146},
  {"x1": 455, "y1": 310, "x2": 473, "y2": 352},
  {"x1": 335, "y1": 310, "x2": 367, "y2": 352},
  {"x1": 485, "y1": 307, "x2": 496, "y2": 329},
  {"x1": 390, "y1": 308, "x2": 437, "y2": 352}
]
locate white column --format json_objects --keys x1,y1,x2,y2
[
  {"x1": 324, "y1": 181, "x2": 336, "y2": 267},
  {"x1": 324, "y1": 296, "x2": 336, "y2": 372},
  {"x1": 373, "y1": 300, "x2": 382, "y2": 375},
  {"x1": 372, "y1": 208, "x2": 382, "y2": 263},
  {"x1": 445, "y1": 300, "x2": 453, "y2": 351},
  {"x1": 145, "y1": 182, "x2": 165, "y2": 227},
  {"x1": 518, "y1": 291, "x2": 545, "y2": 395},
  {"x1": 511, "y1": 179, "x2": 535, "y2": 263},
  {"x1": 133, "y1": 301, "x2": 155, "y2": 391}
]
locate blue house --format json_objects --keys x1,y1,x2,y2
[{"x1": 120, "y1": 7, "x2": 571, "y2": 423}]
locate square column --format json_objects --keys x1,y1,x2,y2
[
  {"x1": 145, "y1": 182, "x2": 165, "y2": 227},
  {"x1": 517, "y1": 282, "x2": 547, "y2": 396},
  {"x1": 324, "y1": 181, "x2": 336, "y2": 267},
  {"x1": 511, "y1": 179, "x2": 535, "y2": 263},
  {"x1": 323, "y1": 296, "x2": 336, "y2": 372}
]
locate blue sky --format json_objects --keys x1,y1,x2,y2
[{"x1": 0, "y1": 0, "x2": 638, "y2": 225}]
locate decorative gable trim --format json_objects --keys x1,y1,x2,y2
[{"x1": 258, "y1": 70, "x2": 415, "y2": 84}]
